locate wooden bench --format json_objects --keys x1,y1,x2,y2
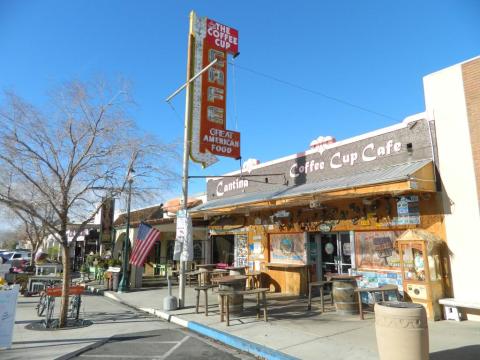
[
  {"x1": 218, "y1": 287, "x2": 269, "y2": 326},
  {"x1": 439, "y1": 298, "x2": 480, "y2": 321},
  {"x1": 307, "y1": 280, "x2": 333, "y2": 311},
  {"x1": 194, "y1": 285, "x2": 216, "y2": 316},
  {"x1": 354, "y1": 285, "x2": 400, "y2": 320}
]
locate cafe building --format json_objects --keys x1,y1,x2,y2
[{"x1": 191, "y1": 55, "x2": 480, "y2": 320}]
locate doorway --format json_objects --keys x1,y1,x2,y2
[
  {"x1": 211, "y1": 235, "x2": 234, "y2": 265},
  {"x1": 309, "y1": 232, "x2": 353, "y2": 279}
]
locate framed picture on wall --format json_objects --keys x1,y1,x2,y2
[
  {"x1": 269, "y1": 233, "x2": 306, "y2": 265},
  {"x1": 355, "y1": 231, "x2": 402, "y2": 270}
]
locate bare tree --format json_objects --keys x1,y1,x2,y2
[
  {"x1": 0, "y1": 79, "x2": 179, "y2": 327},
  {"x1": 9, "y1": 207, "x2": 53, "y2": 265}
]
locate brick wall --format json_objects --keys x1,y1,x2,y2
[{"x1": 462, "y1": 58, "x2": 480, "y2": 211}]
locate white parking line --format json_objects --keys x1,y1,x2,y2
[
  {"x1": 79, "y1": 337, "x2": 191, "y2": 359},
  {"x1": 160, "y1": 335, "x2": 190, "y2": 359}
]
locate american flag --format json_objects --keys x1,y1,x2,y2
[{"x1": 129, "y1": 223, "x2": 161, "y2": 267}]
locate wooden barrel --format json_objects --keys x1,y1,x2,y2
[
  {"x1": 332, "y1": 279, "x2": 359, "y2": 315},
  {"x1": 219, "y1": 279, "x2": 245, "y2": 315}
]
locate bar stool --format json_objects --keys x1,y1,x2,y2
[{"x1": 308, "y1": 280, "x2": 333, "y2": 311}]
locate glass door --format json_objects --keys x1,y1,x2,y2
[
  {"x1": 321, "y1": 233, "x2": 338, "y2": 274},
  {"x1": 320, "y1": 232, "x2": 352, "y2": 275},
  {"x1": 308, "y1": 233, "x2": 321, "y2": 281},
  {"x1": 338, "y1": 232, "x2": 352, "y2": 274}
]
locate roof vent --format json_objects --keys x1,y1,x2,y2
[{"x1": 310, "y1": 135, "x2": 336, "y2": 153}]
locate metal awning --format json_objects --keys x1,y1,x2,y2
[{"x1": 191, "y1": 159, "x2": 435, "y2": 214}]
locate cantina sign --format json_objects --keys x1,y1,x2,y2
[{"x1": 207, "y1": 119, "x2": 433, "y2": 200}]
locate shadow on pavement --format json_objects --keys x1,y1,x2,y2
[{"x1": 430, "y1": 345, "x2": 480, "y2": 360}]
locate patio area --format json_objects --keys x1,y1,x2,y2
[{"x1": 90, "y1": 282, "x2": 480, "y2": 360}]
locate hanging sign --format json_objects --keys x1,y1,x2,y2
[
  {"x1": 174, "y1": 210, "x2": 193, "y2": 261},
  {"x1": 189, "y1": 12, "x2": 241, "y2": 167},
  {"x1": 206, "y1": 18, "x2": 239, "y2": 54}
]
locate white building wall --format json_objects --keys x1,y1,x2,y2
[{"x1": 423, "y1": 62, "x2": 480, "y2": 305}]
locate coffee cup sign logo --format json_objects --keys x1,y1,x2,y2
[{"x1": 206, "y1": 19, "x2": 239, "y2": 54}]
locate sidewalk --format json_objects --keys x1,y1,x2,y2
[{"x1": 88, "y1": 282, "x2": 480, "y2": 360}]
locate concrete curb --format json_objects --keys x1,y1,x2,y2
[{"x1": 92, "y1": 288, "x2": 299, "y2": 360}]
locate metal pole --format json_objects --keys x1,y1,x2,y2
[
  {"x1": 165, "y1": 58, "x2": 217, "y2": 102},
  {"x1": 118, "y1": 177, "x2": 133, "y2": 293},
  {"x1": 178, "y1": 11, "x2": 196, "y2": 308}
]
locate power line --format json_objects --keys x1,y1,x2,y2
[{"x1": 229, "y1": 62, "x2": 399, "y2": 122}]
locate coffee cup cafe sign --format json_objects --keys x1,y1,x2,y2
[
  {"x1": 189, "y1": 13, "x2": 240, "y2": 167},
  {"x1": 207, "y1": 120, "x2": 433, "y2": 200}
]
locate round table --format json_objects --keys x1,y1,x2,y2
[{"x1": 215, "y1": 275, "x2": 247, "y2": 314}]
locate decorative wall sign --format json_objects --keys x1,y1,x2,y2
[
  {"x1": 355, "y1": 231, "x2": 402, "y2": 270},
  {"x1": 324, "y1": 242, "x2": 335, "y2": 255},
  {"x1": 319, "y1": 223, "x2": 332, "y2": 233},
  {"x1": 269, "y1": 233, "x2": 306, "y2": 265},
  {"x1": 234, "y1": 234, "x2": 248, "y2": 267},
  {"x1": 395, "y1": 196, "x2": 420, "y2": 225}
]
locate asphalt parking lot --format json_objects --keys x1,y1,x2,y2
[{"x1": 62, "y1": 328, "x2": 252, "y2": 360}]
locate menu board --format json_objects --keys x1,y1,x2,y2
[{"x1": 269, "y1": 233, "x2": 306, "y2": 265}]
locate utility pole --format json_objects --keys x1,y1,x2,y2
[{"x1": 166, "y1": 11, "x2": 218, "y2": 308}]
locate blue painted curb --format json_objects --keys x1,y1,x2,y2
[{"x1": 188, "y1": 321, "x2": 299, "y2": 360}]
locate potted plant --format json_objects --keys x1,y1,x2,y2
[{"x1": 80, "y1": 263, "x2": 89, "y2": 281}]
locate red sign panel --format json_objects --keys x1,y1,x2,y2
[
  {"x1": 202, "y1": 128, "x2": 241, "y2": 159},
  {"x1": 206, "y1": 18, "x2": 239, "y2": 54},
  {"x1": 198, "y1": 17, "x2": 240, "y2": 160}
]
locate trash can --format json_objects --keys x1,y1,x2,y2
[
  {"x1": 112, "y1": 272, "x2": 120, "y2": 292},
  {"x1": 375, "y1": 301, "x2": 429, "y2": 360},
  {"x1": 105, "y1": 271, "x2": 113, "y2": 290}
]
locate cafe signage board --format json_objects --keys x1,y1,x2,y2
[{"x1": 189, "y1": 12, "x2": 240, "y2": 167}]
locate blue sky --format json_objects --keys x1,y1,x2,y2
[{"x1": 0, "y1": 1, "x2": 479, "y2": 201}]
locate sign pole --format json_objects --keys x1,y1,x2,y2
[{"x1": 178, "y1": 11, "x2": 196, "y2": 308}]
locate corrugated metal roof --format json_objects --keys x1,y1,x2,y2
[{"x1": 191, "y1": 159, "x2": 432, "y2": 212}]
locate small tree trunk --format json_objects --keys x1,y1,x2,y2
[{"x1": 59, "y1": 244, "x2": 70, "y2": 327}]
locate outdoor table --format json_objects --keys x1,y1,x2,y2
[
  {"x1": 226, "y1": 266, "x2": 246, "y2": 276},
  {"x1": 245, "y1": 271, "x2": 262, "y2": 289},
  {"x1": 196, "y1": 264, "x2": 217, "y2": 285},
  {"x1": 355, "y1": 284, "x2": 400, "y2": 320},
  {"x1": 214, "y1": 275, "x2": 247, "y2": 315}
]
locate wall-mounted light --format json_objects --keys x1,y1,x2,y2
[{"x1": 407, "y1": 143, "x2": 413, "y2": 154}]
